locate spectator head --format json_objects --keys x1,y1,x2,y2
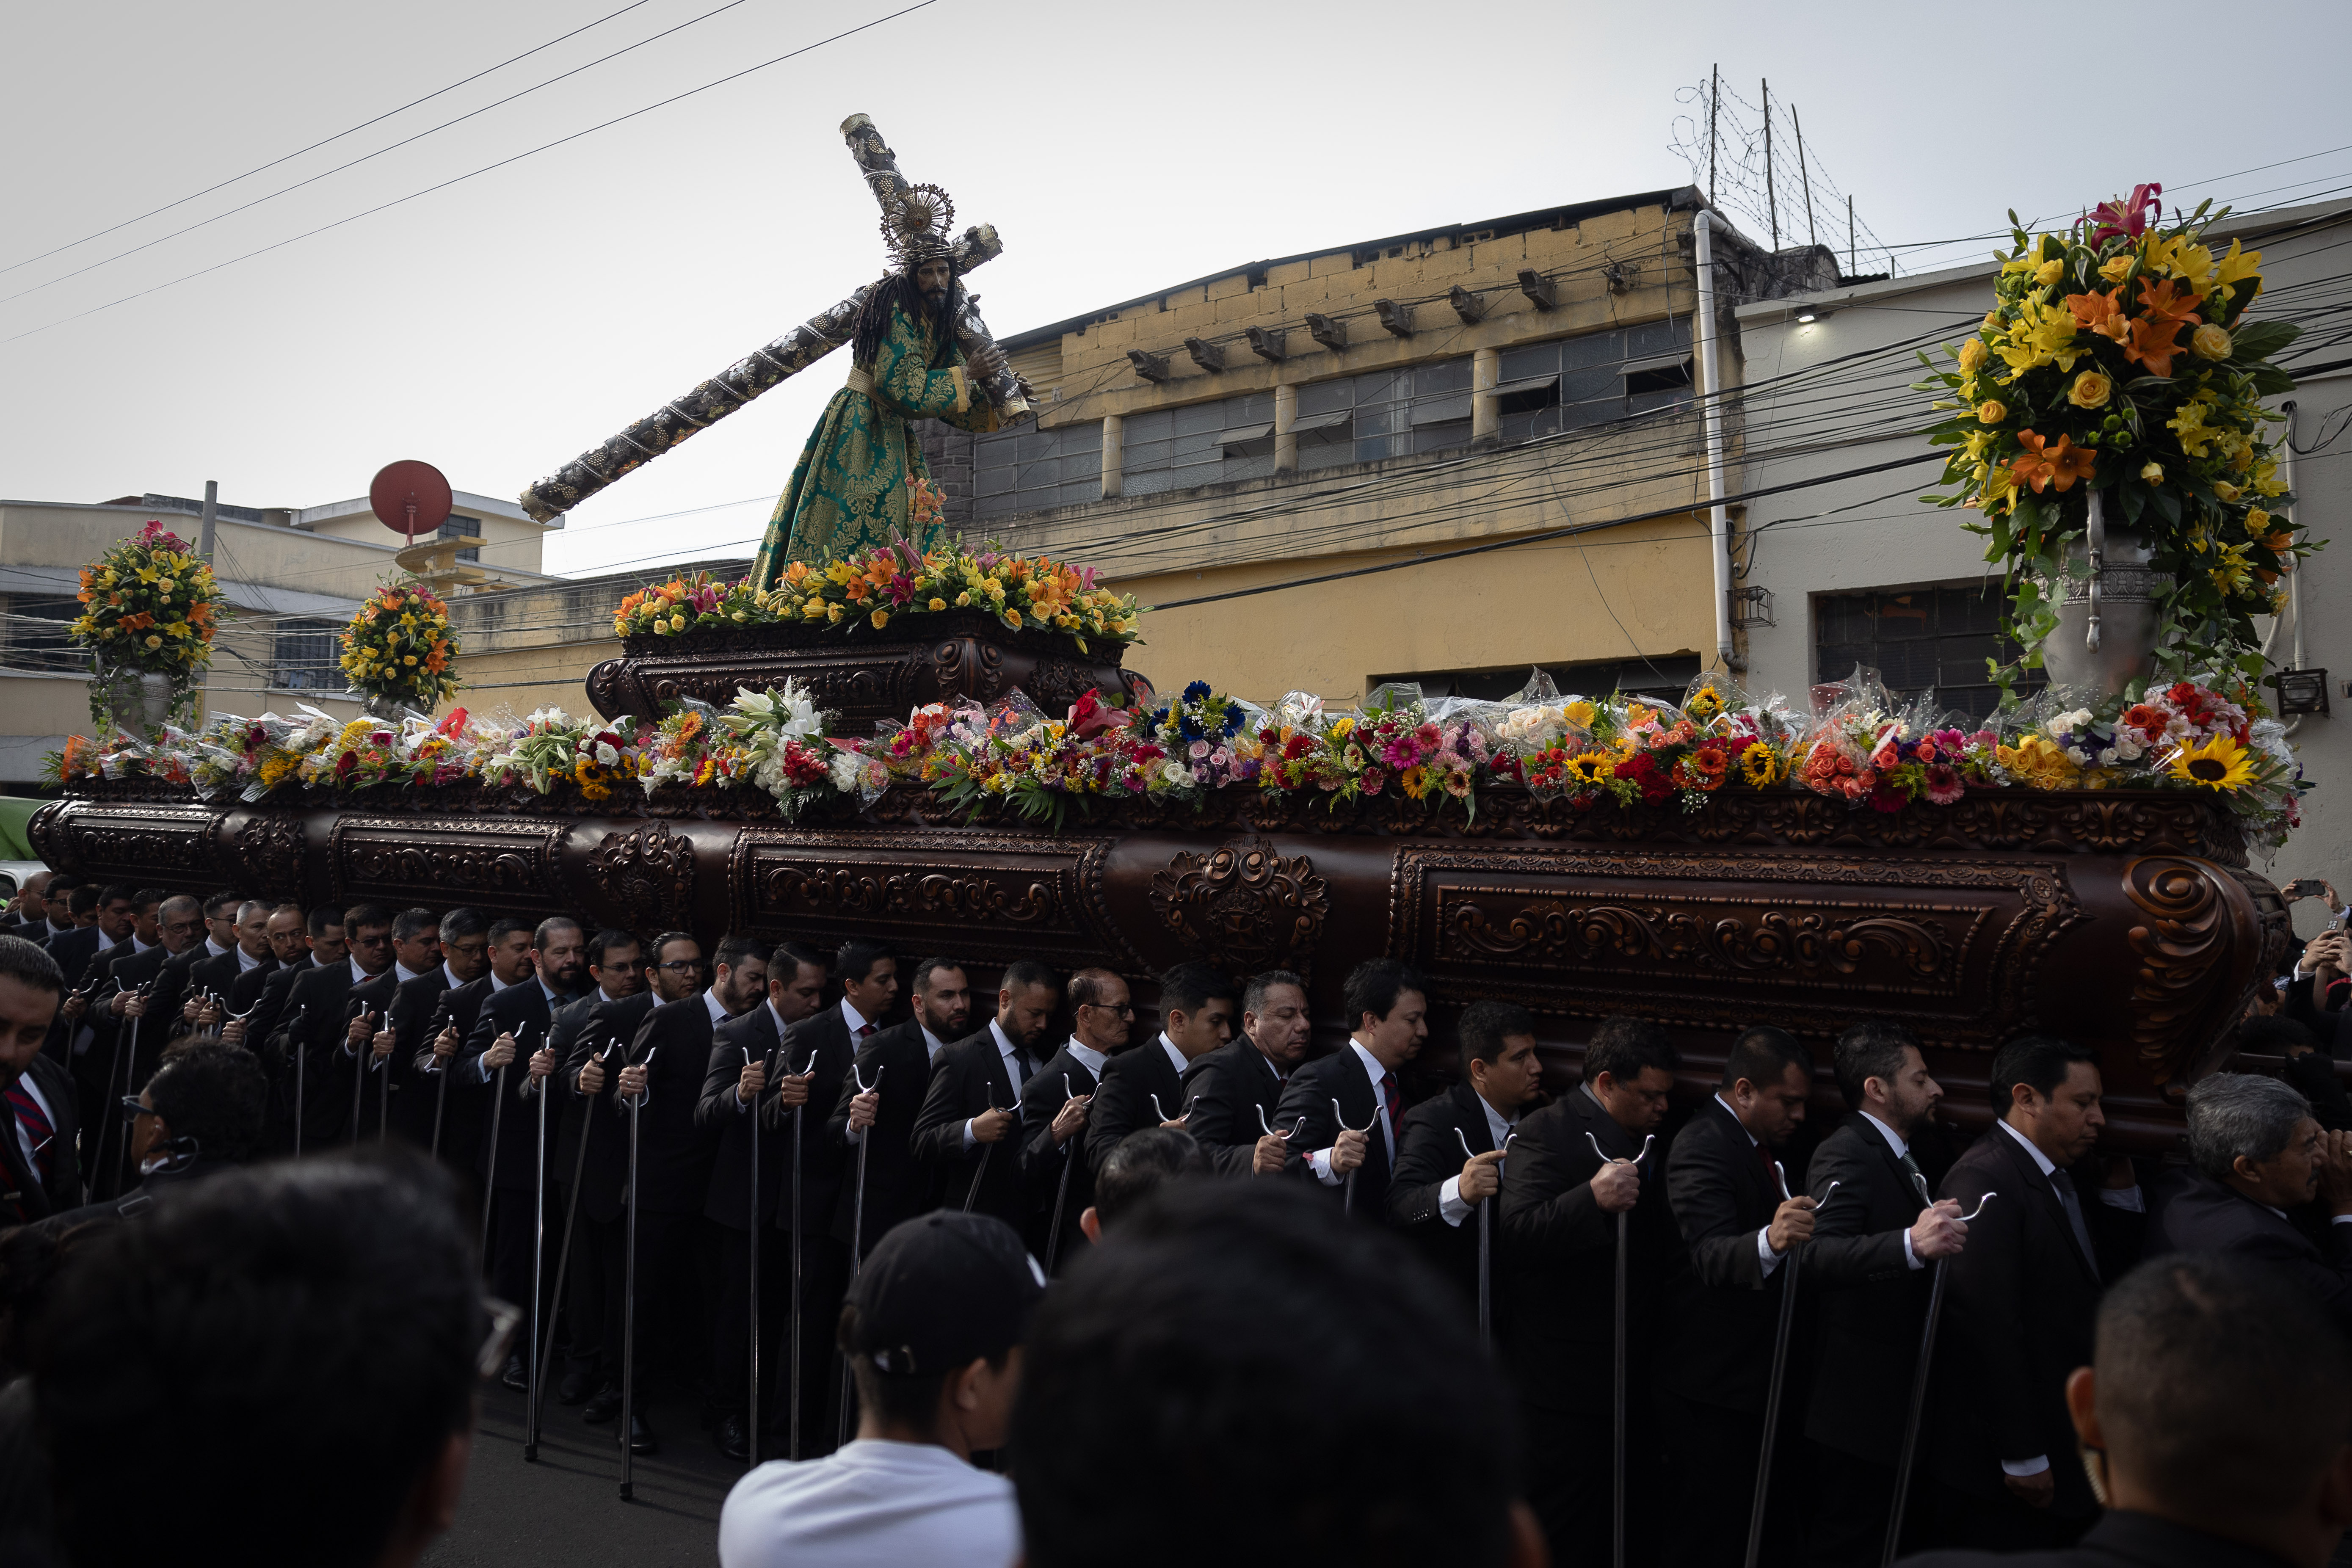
[
  {"x1": 530, "y1": 917, "x2": 585, "y2": 992},
  {"x1": 0, "y1": 936, "x2": 64, "y2": 1082},
  {"x1": 1342, "y1": 959, "x2": 1430, "y2": 1070},
  {"x1": 1015, "y1": 1181, "x2": 1538, "y2": 1568},
  {"x1": 135, "y1": 1042, "x2": 270, "y2": 1170},
  {"x1": 908, "y1": 956, "x2": 970, "y2": 1040},
  {"x1": 585, "y1": 928, "x2": 643, "y2": 999},
  {"x1": 840, "y1": 1211, "x2": 1044, "y2": 1460},
  {"x1": 2187, "y1": 1074, "x2": 2324, "y2": 1209},
  {"x1": 1458, "y1": 999, "x2": 1543, "y2": 1115},
  {"x1": 2239, "y1": 1013, "x2": 2322, "y2": 1059},
  {"x1": 34, "y1": 1153, "x2": 486, "y2": 1568},
  {"x1": 1080, "y1": 1127, "x2": 1206, "y2": 1243},
  {"x1": 1158, "y1": 961, "x2": 1237, "y2": 1058},
  {"x1": 2070, "y1": 1254, "x2": 2352, "y2": 1565},
  {"x1": 1990, "y1": 1034, "x2": 2104, "y2": 1168},
  {"x1": 1242, "y1": 969, "x2": 1312, "y2": 1073},
  {"x1": 710, "y1": 932, "x2": 769, "y2": 1016},
  {"x1": 996, "y1": 960, "x2": 1060, "y2": 1052},
  {"x1": 768, "y1": 941, "x2": 830, "y2": 1026},
  {"x1": 837, "y1": 939, "x2": 897, "y2": 1020},
  {"x1": 1582, "y1": 1015, "x2": 1679, "y2": 1137},
  {"x1": 1719, "y1": 1025, "x2": 1814, "y2": 1149}
]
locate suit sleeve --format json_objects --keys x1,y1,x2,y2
[
  {"x1": 909, "y1": 1047, "x2": 972, "y2": 1168},
  {"x1": 1498, "y1": 1115, "x2": 1612, "y2": 1258},
  {"x1": 1937, "y1": 1159, "x2": 2043, "y2": 1466},
  {"x1": 1086, "y1": 1058, "x2": 1149, "y2": 1182},
  {"x1": 1387, "y1": 1103, "x2": 1463, "y2": 1228},
  {"x1": 1178, "y1": 1057, "x2": 1254, "y2": 1176},
  {"x1": 1801, "y1": 1136, "x2": 1912, "y2": 1284},
  {"x1": 1667, "y1": 1126, "x2": 1768, "y2": 1290},
  {"x1": 699, "y1": 1032, "x2": 750, "y2": 1132},
  {"x1": 1270, "y1": 1067, "x2": 1339, "y2": 1181},
  {"x1": 1018, "y1": 1060, "x2": 1073, "y2": 1182}
]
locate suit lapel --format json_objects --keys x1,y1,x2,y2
[
  {"x1": 1452, "y1": 1081, "x2": 1494, "y2": 1156},
  {"x1": 1991, "y1": 1124, "x2": 2098, "y2": 1285}
]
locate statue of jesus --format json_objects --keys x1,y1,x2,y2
[{"x1": 749, "y1": 240, "x2": 1009, "y2": 588}]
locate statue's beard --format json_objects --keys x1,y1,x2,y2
[{"x1": 920, "y1": 286, "x2": 949, "y2": 309}]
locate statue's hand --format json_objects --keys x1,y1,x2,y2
[{"x1": 966, "y1": 343, "x2": 1007, "y2": 381}]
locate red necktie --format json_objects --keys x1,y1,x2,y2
[
  {"x1": 856, "y1": 1022, "x2": 875, "y2": 1041},
  {"x1": 7, "y1": 1081, "x2": 54, "y2": 1184}
]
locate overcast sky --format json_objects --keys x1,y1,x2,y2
[{"x1": 6, "y1": 0, "x2": 2348, "y2": 583}]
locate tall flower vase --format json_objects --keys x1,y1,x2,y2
[
  {"x1": 96, "y1": 668, "x2": 174, "y2": 736},
  {"x1": 358, "y1": 690, "x2": 411, "y2": 723},
  {"x1": 2040, "y1": 491, "x2": 2162, "y2": 698}
]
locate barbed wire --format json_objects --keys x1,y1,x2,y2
[{"x1": 1667, "y1": 70, "x2": 1897, "y2": 280}]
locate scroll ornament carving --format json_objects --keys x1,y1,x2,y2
[
  {"x1": 2123, "y1": 856, "x2": 2252, "y2": 1086},
  {"x1": 583, "y1": 821, "x2": 698, "y2": 928},
  {"x1": 1149, "y1": 840, "x2": 1331, "y2": 978},
  {"x1": 1446, "y1": 896, "x2": 1950, "y2": 980},
  {"x1": 235, "y1": 814, "x2": 306, "y2": 899},
  {"x1": 764, "y1": 864, "x2": 1060, "y2": 926}
]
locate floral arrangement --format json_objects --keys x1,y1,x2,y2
[
  {"x1": 1923, "y1": 185, "x2": 2313, "y2": 680},
  {"x1": 340, "y1": 582, "x2": 460, "y2": 712},
  {"x1": 69, "y1": 520, "x2": 227, "y2": 723},
  {"x1": 610, "y1": 543, "x2": 1144, "y2": 653},
  {"x1": 720, "y1": 681, "x2": 870, "y2": 817}
]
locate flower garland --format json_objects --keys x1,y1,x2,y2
[
  {"x1": 341, "y1": 582, "x2": 460, "y2": 712},
  {"x1": 69, "y1": 520, "x2": 227, "y2": 725},
  {"x1": 613, "y1": 571, "x2": 766, "y2": 639},
  {"x1": 1922, "y1": 185, "x2": 2314, "y2": 679}
]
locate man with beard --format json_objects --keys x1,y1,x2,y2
[
  {"x1": 280, "y1": 904, "x2": 395, "y2": 1151},
  {"x1": 417, "y1": 915, "x2": 536, "y2": 1184},
  {"x1": 1390, "y1": 999, "x2": 1546, "y2": 1321},
  {"x1": 383, "y1": 908, "x2": 489, "y2": 1151},
  {"x1": 831, "y1": 955, "x2": 969, "y2": 1257},
  {"x1": 1181, "y1": 969, "x2": 1312, "y2": 1177},
  {"x1": 355, "y1": 909, "x2": 442, "y2": 1144},
  {"x1": 1018, "y1": 968, "x2": 1127, "y2": 1267},
  {"x1": 750, "y1": 244, "x2": 1010, "y2": 579},
  {"x1": 914, "y1": 961, "x2": 1059, "y2": 1231},
  {"x1": 469, "y1": 917, "x2": 582, "y2": 1389}
]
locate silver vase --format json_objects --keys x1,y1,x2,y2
[
  {"x1": 2039, "y1": 492, "x2": 2163, "y2": 698},
  {"x1": 97, "y1": 667, "x2": 174, "y2": 735}
]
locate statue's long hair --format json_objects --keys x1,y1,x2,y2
[{"x1": 851, "y1": 264, "x2": 958, "y2": 373}]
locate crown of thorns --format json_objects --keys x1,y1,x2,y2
[{"x1": 879, "y1": 181, "x2": 956, "y2": 267}]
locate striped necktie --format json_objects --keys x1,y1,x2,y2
[{"x1": 6, "y1": 1080, "x2": 54, "y2": 1184}]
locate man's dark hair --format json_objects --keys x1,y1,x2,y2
[
  {"x1": 68, "y1": 883, "x2": 101, "y2": 916},
  {"x1": 1342, "y1": 959, "x2": 1428, "y2": 1032},
  {"x1": 1989, "y1": 1034, "x2": 2098, "y2": 1115},
  {"x1": 712, "y1": 932, "x2": 766, "y2": 973},
  {"x1": 909, "y1": 955, "x2": 963, "y2": 994},
  {"x1": 1015, "y1": 1182, "x2": 1521, "y2": 1567},
  {"x1": 342, "y1": 902, "x2": 394, "y2": 936},
  {"x1": 1001, "y1": 958, "x2": 1058, "y2": 996},
  {"x1": 2236, "y1": 1013, "x2": 2320, "y2": 1056},
  {"x1": 1067, "y1": 967, "x2": 1121, "y2": 1011},
  {"x1": 487, "y1": 916, "x2": 533, "y2": 945},
  {"x1": 200, "y1": 890, "x2": 241, "y2": 921},
  {"x1": 1720, "y1": 1024, "x2": 1812, "y2": 1096},
  {"x1": 33, "y1": 1153, "x2": 484, "y2": 1568},
  {"x1": 390, "y1": 907, "x2": 439, "y2": 945},
  {"x1": 1158, "y1": 961, "x2": 1236, "y2": 1024},
  {"x1": 850, "y1": 259, "x2": 959, "y2": 375},
  {"x1": 530, "y1": 915, "x2": 581, "y2": 950},
  {"x1": 1833, "y1": 1020, "x2": 1923, "y2": 1109},
  {"x1": 837, "y1": 1301, "x2": 1007, "y2": 1437},
  {"x1": 1093, "y1": 1127, "x2": 1206, "y2": 1230},
  {"x1": 2094, "y1": 1253, "x2": 2352, "y2": 1522},
  {"x1": 1243, "y1": 968, "x2": 1306, "y2": 1018},
  {"x1": 132, "y1": 889, "x2": 168, "y2": 914},
  {"x1": 837, "y1": 938, "x2": 892, "y2": 985},
  {"x1": 144, "y1": 1043, "x2": 269, "y2": 1164},
  {"x1": 586, "y1": 928, "x2": 640, "y2": 971},
  {"x1": 648, "y1": 930, "x2": 699, "y2": 967},
  {"x1": 436, "y1": 907, "x2": 489, "y2": 944},
  {"x1": 307, "y1": 903, "x2": 346, "y2": 939},
  {"x1": 1458, "y1": 999, "x2": 1537, "y2": 1077},
  {"x1": 43, "y1": 875, "x2": 80, "y2": 897},
  {"x1": 777, "y1": 940, "x2": 829, "y2": 981},
  {"x1": 100, "y1": 883, "x2": 140, "y2": 910},
  {"x1": 1583, "y1": 1014, "x2": 1679, "y2": 1086},
  {"x1": 0, "y1": 934, "x2": 64, "y2": 997}
]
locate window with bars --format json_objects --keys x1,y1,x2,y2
[
  {"x1": 0, "y1": 594, "x2": 85, "y2": 672},
  {"x1": 972, "y1": 421, "x2": 1105, "y2": 519},
  {"x1": 1372, "y1": 654, "x2": 1702, "y2": 704},
  {"x1": 438, "y1": 514, "x2": 481, "y2": 563},
  {"x1": 271, "y1": 618, "x2": 344, "y2": 693},
  {"x1": 1813, "y1": 585, "x2": 2040, "y2": 722}
]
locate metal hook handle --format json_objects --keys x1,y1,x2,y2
[
  {"x1": 852, "y1": 1060, "x2": 884, "y2": 1094},
  {"x1": 1150, "y1": 1092, "x2": 1187, "y2": 1123},
  {"x1": 1955, "y1": 1191, "x2": 1994, "y2": 1223},
  {"x1": 1585, "y1": 1130, "x2": 1655, "y2": 1167},
  {"x1": 1334, "y1": 1096, "x2": 1376, "y2": 1135}
]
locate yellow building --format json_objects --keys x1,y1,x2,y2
[{"x1": 0, "y1": 488, "x2": 559, "y2": 784}]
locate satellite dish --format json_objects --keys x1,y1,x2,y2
[{"x1": 369, "y1": 460, "x2": 454, "y2": 539}]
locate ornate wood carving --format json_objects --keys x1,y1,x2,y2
[
  {"x1": 581, "y1": 820, "x2": 698, "y2": 930},
  {"x1": 232, "y1": 814, "x2": 307, "y2": 901},
  {"x1": 1148, "y1": 840, "x2": 1332, "y2": 980},
  {"x1": 2123, "y1": 856, "x2": 2261, "y2": 1087},
  {"x1": 329, "y1": 817, "x2": 567, "y2": 913},
  {"x1": 38, "y1": 801, "x2": 226, "y2": 886}
]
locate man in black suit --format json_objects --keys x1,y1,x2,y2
[
  {"x1": 1389, "y1": 998, "x2": 1545, "y2": 1323},
  {"x1": 1, "y1": 935, "x2": 80, "y2": 1222},
  {"x1": 1928, "y1": 1035, "x2": 2146, "y2": 1550},
  {"x1": 466, "y1": 916, "x2": 584, "y2": 1387},
  {"x1": 2146, "y1": 1072, "x2": 2352, "y2": 1333},
  {"x1": 381, "y1": 907, "x2": 488, "y2": 1151},
  {"x1": 1498, "y1": 1013, "x2": 1682, "y2": 1568},
  {"x1": 1019, "y1": 967, "x2": 1128, "y2": 1268},
  {"x1": 555, "y1": 928, "x2": 652, "y2": 1428},
  {"x1": 185, "y1": 897, "x2": 271, "y2": 1019},
  {"x1": 45, "y1": 883, "x2": 138, "y2": 1157},
  {"x1": 226, "y1": 903, "x2": 304, "y2": 1018},
  {"x1": 1275, "y1": 958, "x2": 1430, "y2": 1219},
  {"x1": 1800, "y1": 1021, "x2": 1970, "y2": 1567},
  {"x1": 1182, "y1": 968, "x2": 1311, "y2": 1177},
  {"x1": 279, "y1": 903, "x2": 393, "y2": 1153},
  {"x1": 413, "y1": 913, "x2": 532, "y2": 1187},
  {"x1": 914, "y1": 959, "x2": 1059, "y2": 1232},
  {"x1": 353, "y1": 908, "x2": 443, "y2": 1146},
  {"x1": 84, "y1": 892, "x2": 200, "y2": 1194},
  {"x1": 1656, "y1": 1024, "x2": 1824, "y2": 1566},
  {"x1": 1086, "y1": 962, "x2": 1236, "y2": 1182},
  {"x1": 828, "y1": 952, "x2": 966, "y2": 1257},
  {"x1": 44, "y1": 881, "x2": 132, "y2": 1000},
  {"x1": 1899, "y1": 1253, "x2": 2352, "y2": 1568},
  {"x1": 230, "y1": 904, "x2": 334, "y2": 1151},
  {"x1": 2, "y1": 871, "x2": 51, "y2": 936}
]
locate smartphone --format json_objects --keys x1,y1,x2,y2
[{"x1": 2291, "y1": 878, "x2": 2327, "y2": 898}]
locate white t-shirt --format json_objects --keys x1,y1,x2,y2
[{"x1": 718, "y1": 1438, "x2": 1020, "y2": 1568}]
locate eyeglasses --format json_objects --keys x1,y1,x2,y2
[
  {"x1": 655, "y1": 959, "x2": 705, "y2": 974},
  {"x1": 599, "y1": 958, "x2": 644, "y2": 973},
  {"x1": 162, "y1": 919, "x2": 202, "y2": 936},
  {"x1": 119, "y1": 1095, "x2": 154, "y2": 1118},
  {"x1": 1082, "y1": 1001, "x2": 1137, "y2": 1016}
]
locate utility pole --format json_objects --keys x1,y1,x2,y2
[
  {"x1": 1849, "y1": 195, "x2": 1857, "y2": 278},
  {"x1": 198, "y1": 479, "x2": 218, "y2": 560},
  {"x1": 1761, "y1": 79, "x2": 1778, "y2": 248},
  {"x1": 1707, "y1": 64, "x2": 1719, "y2": 209},
  {"x1": 1793, "y1": 104, "x2": 1815, "y2": 250}
]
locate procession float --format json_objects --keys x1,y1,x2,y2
[{"x1": 30, "y1": 154, "x2": 2316, "y2": 1153}]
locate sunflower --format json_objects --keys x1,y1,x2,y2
[
  {"x1": 1738, "y1": 742, "x2": 1787, "y2": 787},
  {"x1": 2166, "y1": 733, "x2": 2257, "y2": 791},
  {"x1": 1563, "y1": 751, "x2": 1618, "y2": 788}
]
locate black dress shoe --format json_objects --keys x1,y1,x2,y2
[
  {"x1": 500, "y1": 1353, "x2": 528, "y2": 1392},
  {"x1": 582, "y1": 1383, "x2": 623, "y2": 1424},
  {"x1": 558, "y1": 1370, "x2": 594, "y2": 1406},
  {"x1": 625, "y1": 1412, "x2": 657, "y2": 1455},
  {"x1": 715, "y1": 1415, "x2": 749, "y2": 1463}
]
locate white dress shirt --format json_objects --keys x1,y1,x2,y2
[
  {"x1": 235, "y1": 944, "x2": 263, "y2": 973},
  {"x1": 704, "y1": 989, "x2": 730, "y2": 1028},
  {"x1": 394, "y1": 960, "x2": 428, "y2": 985},
  {"x1": 1308, "y1": 1041, "x2": 1395, "y2": 1185},
  {"x1": 841, "y1": 997, "x2": 875, "y2": 1040},
  {"x1": 1437, "y1": 1090, "x2": 1518, "y2": 1226},
  {"x1": 1063, "y1": 1036, "x2": 1107, "y2": 1083}
]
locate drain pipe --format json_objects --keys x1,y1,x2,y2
[
  {"x1": 2282, "y1": 400, "x2": 2305, "y2": 737},
  {"x1": 1693, "y1": 210, "x2": 1735, "y2": 671}
]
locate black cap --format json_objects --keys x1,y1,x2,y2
[{"x1": 847, "y1": 1211, "x2": 1046, "y2": 1377}]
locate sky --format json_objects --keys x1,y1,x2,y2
[{"x1": 5, "y1": 0, "x2": 2350, "y2": 584}]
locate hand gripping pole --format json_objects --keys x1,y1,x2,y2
[{"x1": 1587, "y1": 1130, "x2": 1656, "y2": 1568}]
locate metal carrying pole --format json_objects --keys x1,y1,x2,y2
[
  {"x1": 1745, "y1": 1171, "x2": 1839, "y2": 1568},
  {"x1": 964, "y1": 1084, "x2": 1021, "y2": 1215},
  {"x1": 1456, "y1": 1128, "x2": 1514, "y2": 1347},
  {"x1": 524, "y1": 1026, "x2": 549, "y2": 1463},
  {"x1": 428, "y1": 999, "x2": 454, "y2": 1160},
  {"x1": 1333, "y1": 1096, "x2": 1376, "y2": 1215},
  {"x1": 1043, "y1": 1074, "x2": 1079, "y2": 1273},
  {"x1": 290, "y1": 1005, "x2": 309, "y2": 1156},
  {"x1": 787, "y1": 1048, "x2": 814, "y2": 1461},
  {"x1": 836, "y1": 1061, "x2": 883, "y2": 1449},
  {"x1": 114, "y1": 984, "x2": 158, "y2": 1195},
  {"x1": 348, "y1": 1002, "x2": 372, "y2": 1148},
  {"x1": 618, "y1": 1046, "x2": 654, "y2": 1502},
  {"x1": 481, "y1": 1025, "x2": 527, "y2": 1261},
  {"x1": 533, "y1": 1038, "x2": 618, "y2": 1441},
  {"x1": 747, "y1": 1041, "x2": 779, "y2": 1466},
  {"x1": 1883, "y1": 1184, "x2": 1994, "y2": 1565},
  {"x1": 1588, "y1": 1130, "x2": 1656, "y2": 1568}
]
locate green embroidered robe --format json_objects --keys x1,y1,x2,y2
[{"x1": 751, "y1": 298, "x2": 999, "y2": 587}]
